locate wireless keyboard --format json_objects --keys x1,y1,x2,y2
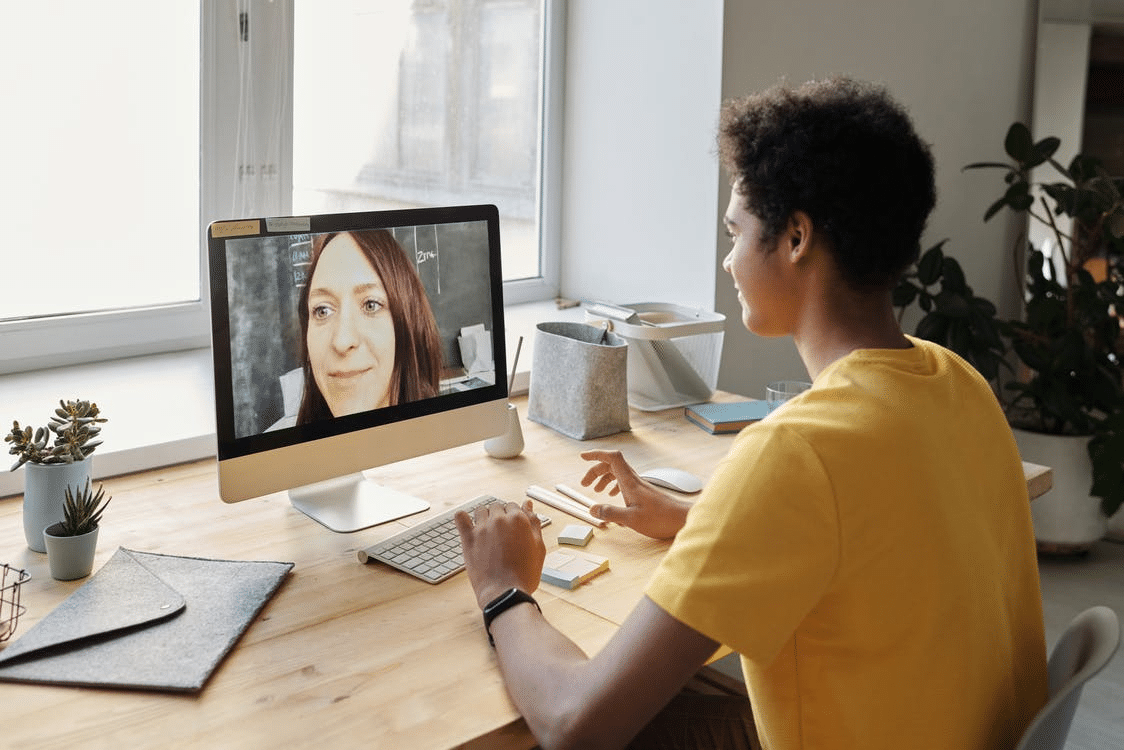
[{"x1": 357, "y1": 495, "x2": 551, "y2": 584}]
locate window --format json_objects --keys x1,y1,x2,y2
[
  {"x1": 0, "y1": 2, "x2": 205, "y2": 374},
  {"x1": 0, "y1": 0, "x2": 561, "y2": 375},
  {"x1": 293, "y1": 0, "x2": 547, "y2": 283}
]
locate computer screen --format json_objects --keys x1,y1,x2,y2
[{"x1": 207, "y1": 204, "x2": 508, "y2": 532}]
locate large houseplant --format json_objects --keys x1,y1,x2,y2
[
  {"x1": 896, "y1": 123, "x2": 1123, "y2": 547},
  {"x1": 5, "y1": 399, "x2": 108, "y2": 552}
]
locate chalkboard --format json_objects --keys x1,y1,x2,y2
[
  {"x1": 225, "y1": 235, "x2": 305, "y2": 438},
  {"x1": 390, "y1": 221, "x2": 494, "y2": 365}
]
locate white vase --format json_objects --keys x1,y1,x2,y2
[
  {"x1": 484, "y1": 402, "x2": 525, "y2": 459},
  {"x1": 1012, "y1": 428, "x2": 1106, "y2": 554},
  {"x1": 23, "y1": 460, "x2": 92, "y2": 553},
  {"x1": 43, "y1": 523, "x2": 99, "y2": 581}
]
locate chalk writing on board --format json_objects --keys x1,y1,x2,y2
[
  {"x1": 410, "y1": 225, "x2": 441, "y2": 294},
  {"x1": 291, "y1": 239, "x2": 311, "y2": 287}
]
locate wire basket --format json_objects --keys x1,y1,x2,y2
[{"x1": 0, "y1": 563, "x2": 30, "y2": 644}]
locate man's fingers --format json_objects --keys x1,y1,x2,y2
[
  {"x1": 579, "y1": 462, "x2": 609, "y2": 487},
  {"x1": 590, "y1": 503, "x2": 629, "y2": 527},
  {"x1": 522, "y1": 500, "x2": 542, "y2": 528},
  {"x1": 454, "y1": 510, "x2": 474, "y2": 544},
  {"x1": 580, "y1": 461, "x2": 624, "y2": 496}
]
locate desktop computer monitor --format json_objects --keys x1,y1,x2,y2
[{"x1": 206, "y1": 204, "x2": 508, "y2": 532}]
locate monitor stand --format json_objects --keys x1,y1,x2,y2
[{"x1": 288, "y1": 473, "x2": 430, "y2": 533}]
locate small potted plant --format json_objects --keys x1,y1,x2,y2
[
  {"x1": 4, "y1": 399, "x2": 107, "y2": 552},
  {"x1": 42, "y1": 479, "x2": 111, "y2": 581}
]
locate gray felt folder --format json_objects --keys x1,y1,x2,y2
[{"x1": 0, "y1": 548, "x2": 293, "y2": 692}]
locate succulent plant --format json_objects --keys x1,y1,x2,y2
[
  {"x1": 5, "y1": 399, "x2": 107, "y2": 471},
  {"x1": 53, "y1": 478, "x2": 112, "y2": 537}
]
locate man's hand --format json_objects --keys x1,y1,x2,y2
[
  {"x1": 579, "y1": 450, "x2": 693, "y2": 540},
  {"x1": 455, "y1": 500, "x2": 546, "y2": 610}
]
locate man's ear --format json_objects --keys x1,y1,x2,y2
[{"x1": 786, "y1": 211, "x2": 815, "y2": 261}]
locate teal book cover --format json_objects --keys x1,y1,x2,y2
[{"x1": 684, "y1": 400, "x2": 771, "y2": 434}]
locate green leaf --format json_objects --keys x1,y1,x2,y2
[
  {"x1": 948, "y1": 320, "x2": 974, "y2": 359},
  {"x1": 963, "y1": 161, "x2": 1015, "y2": 171},
  {"x1": 1005, "y1": 181, "x2": 1034, "y2": 211},
  {"x1": 933, "y1": 289, "x2": 971, "y2": 318},
  {"x1": 983, "y1": 196, "x2": 1008, "y2": 222},
  {"x1": 1027, "y1": 136, "x2": 1061, "y2": 168},
  {"x1": 940, "y1": 257, "x2": 967, "y2": 293},
  {"x1": 1069, "y1": 153, "x2": 1102, "y2": 182},
  {"x1": 972, "y1": 350, "x2": 1003, "y2": 382},
  {"x1": 892, "y1": 282, "x2": 919, "y2": 307},
  {"x1": 970, "y1": 296, "x2": 997, "y2": 317},
  {"x1": 1004, "y1": 122, "x2": 1034, "y2": 162},
  {"x1": 917, "y1": 244, "x2": 944, "y2": 286},
  {"x1": 915, "y1": 312, "x2": 948, "y2": 343}
]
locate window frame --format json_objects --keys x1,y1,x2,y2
[{"x1": 0, "y1": 0, "x2": 562, "y2": 375}]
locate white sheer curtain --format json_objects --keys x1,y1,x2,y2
[{"x1": 228, "y1": 0, "x2": 292, "y2": 219}]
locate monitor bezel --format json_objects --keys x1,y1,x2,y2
[{"x1": 207, "y1": 203, "x2": 508, "y2": 504}]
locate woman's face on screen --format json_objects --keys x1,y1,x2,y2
[{"x1": 306, "y1": 233, "x2": 397, "y2": 416}]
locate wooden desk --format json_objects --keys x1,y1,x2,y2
[{"x1": 0, "y1": 396, "x2": 1052, "y2": 750}]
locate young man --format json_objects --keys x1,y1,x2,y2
[{"x1": 455, "y1": 77, "x2": 1047, "y2": 750}]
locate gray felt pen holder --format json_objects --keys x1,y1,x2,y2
[{"x1": 527, "y1": 321, "x2": 630, "y2": 440}]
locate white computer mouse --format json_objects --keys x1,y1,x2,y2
[{"x1": 639, "y1": 467, "x2": 704, "y2": 494}]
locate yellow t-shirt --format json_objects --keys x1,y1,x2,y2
[{"x1": 647, "y1": 338, "x2": 1047, "y2": 750}]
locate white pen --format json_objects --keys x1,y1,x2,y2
[
  {"x1": 526, "y1": 485, "x2": 606, "y2": 528},
  {"x1": 555, "y1": 483, "x2": 596, "y2": 509}
]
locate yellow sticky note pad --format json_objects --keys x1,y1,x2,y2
[{"x1": 541, "y1": 549, "x2": 609, "y2": 590}]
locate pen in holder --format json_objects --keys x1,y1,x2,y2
[{"x1": 485, "y1": 336, "x2": 525, "y2": 459}]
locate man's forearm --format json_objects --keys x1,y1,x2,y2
[
  {"x1": 485, "y1": 596, "x2": 720, "y2": 750},
  {"x1": 487, "y1": 601, "x2": 599, "y2": 750}
]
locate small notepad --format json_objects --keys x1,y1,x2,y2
[
  {"x1": 541, "y1": 549, "x2": 609, "y2": 590},
  {"x1": 558, "y1": 524, "x2": 594, "y2": 547}
]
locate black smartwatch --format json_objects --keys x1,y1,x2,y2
[{"x1": 482, "y1": 587, "x2": 540, "y2": 646}]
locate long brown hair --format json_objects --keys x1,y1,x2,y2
[{"x1": 297, "y1": 229, "x2": 442, "y2": 423}]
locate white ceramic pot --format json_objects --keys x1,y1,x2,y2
[
  {"x1": 23, "y1": 459, "x2": 91, "y2": 553},
  {"x1": 1012, "y1": 428, "x2": 1106, "y2": 554},
  {"x1": 43, "y1": 522, "x2": 99, "y2": 581},
  {"x1": 484, "y1": 403, "x2": 525, "y2": 459}
]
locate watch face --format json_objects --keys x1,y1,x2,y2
[
  {"x1": 483, "y1": 588, "x2": 539, "y2": 646},
  {"x1": 485, "y1": 588, "x2": 530, "y2": 619}
]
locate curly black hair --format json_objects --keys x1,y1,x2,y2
[{"x1": 718, "y1": 77, "x2": 936, "y2": 290}]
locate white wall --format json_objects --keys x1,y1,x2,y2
[
  {"x1": 715, "y1": 0, "x2": 1039, "y2": 398},
  {"x1": 558, "y1": 0, "x2": 725, "y2": 310},
  {"x1": 1030, "y1": 20, "x2": 1092, "y2": 253}
]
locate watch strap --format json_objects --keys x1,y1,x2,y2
[{"x1": 482, "y1": 587, "x2": 540, "y2": 646}]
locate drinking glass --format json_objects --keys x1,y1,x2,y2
[{"x1": 765, "y1": 380, "x2": 812, "y2": 412}]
